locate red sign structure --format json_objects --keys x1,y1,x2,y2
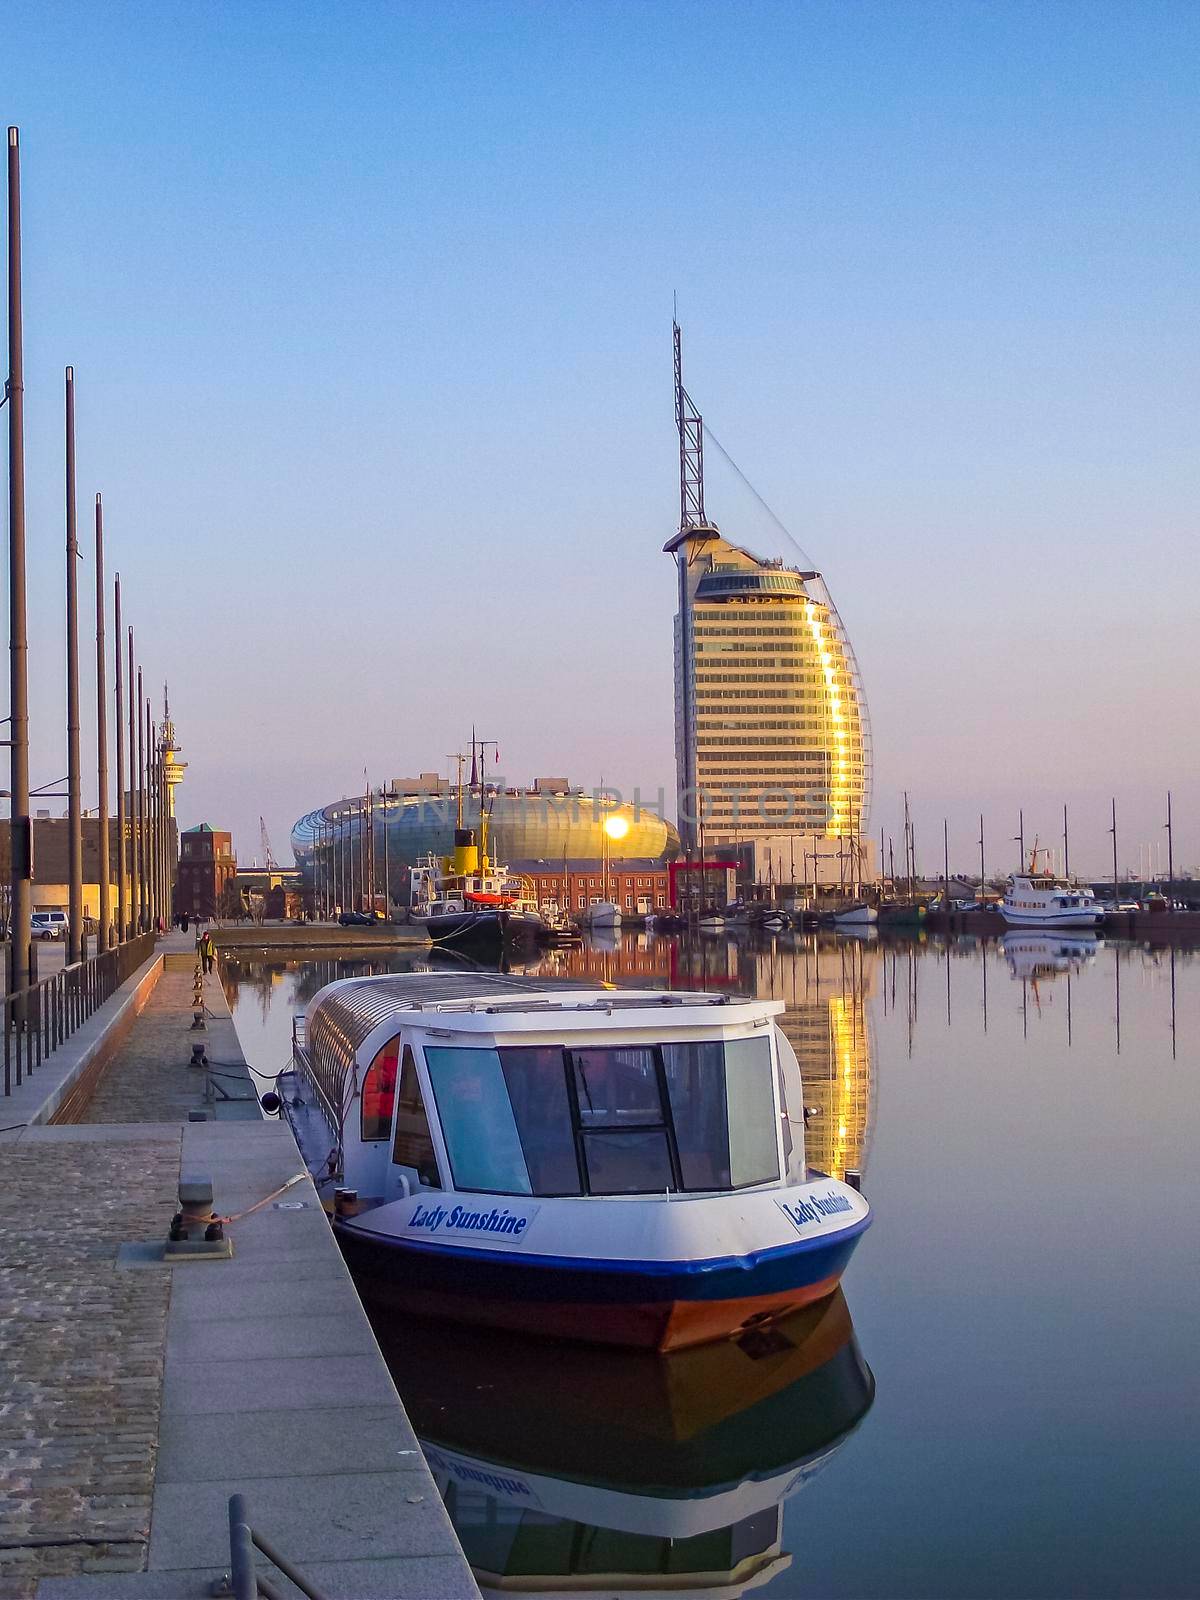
[{"x1": 668, "y1": 858, "x2": 738, "y2": 909}]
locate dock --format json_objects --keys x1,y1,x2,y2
[
  {"x1": 0, "y1": 933, "x2": 479, "y2": 1600},
  {"x1": 211, "y1": 923, "x2": 430, "y2": 953}
]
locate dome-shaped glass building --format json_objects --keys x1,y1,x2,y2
[{"x1": 292, "y1": 781, "x2": 678, "y2": 909}]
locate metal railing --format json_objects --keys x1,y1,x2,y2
[
  {"x1": 2, "y1": 930, "x2": 156, "y2": 1099},
  {"x1": 222, "y1": 1494, "x2": 328, "y2": 1600}
]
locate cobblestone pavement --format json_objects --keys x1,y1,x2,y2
[
  {"x1": 78, "y1": 971, "x2": 210, "y2": 1125},
  {"x1": 0, "y1": 1134, "x2": 179, "y2": 1598}
]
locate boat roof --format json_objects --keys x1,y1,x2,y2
[{"x1": 305, "y1": 972, "x2": 780, "y2": 1056}]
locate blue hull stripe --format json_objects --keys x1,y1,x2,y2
[{"x1": 336, "y1": 1214, "x2": 870, "y2": 1305}]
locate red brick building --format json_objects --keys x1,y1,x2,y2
[
  {"x1": 520, "y1": 865, "x2": 671, "y2": 918},
  {"x1": 174, "y1": 824, "x2": 235, "y2": 919}
]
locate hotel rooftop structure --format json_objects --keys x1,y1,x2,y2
[{"x1": 666, "y1": 324, "x2": 871, "y2": 870}]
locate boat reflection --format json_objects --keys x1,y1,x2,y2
[
  {"x1": 372, "y1": 1289, "x2": 874, "y2": 1598},
  {"x1": 1001, "y1": 930, "x2": 1101, "y2": 983}
]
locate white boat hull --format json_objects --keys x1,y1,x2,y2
[
  {"x1": 1000, "y1": 905, "x2": 1103, "y2": 928},
  {"x1": 832, "y1": 905, "x2": 877, "y2": 926}
]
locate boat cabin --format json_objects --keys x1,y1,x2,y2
[
  {"x1": 1006, "y1": 874, "x2": 1098, "y2": 911},
  {"x1": 292, "y1": 974, "x2": 809, "y2": 1206}
]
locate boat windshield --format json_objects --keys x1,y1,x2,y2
[{"x1": 423, "y1": 1038, "x2": 780, "y2": 1198}]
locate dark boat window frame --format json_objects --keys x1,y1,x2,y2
[{"x1": 423, "y1": 1038, "x2": 779, "y2": 1200}]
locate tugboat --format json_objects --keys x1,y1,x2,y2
[
  {"x1": 409, "y1": 837, "x2": 545, "y2": 952},
  {"x1": 408, "y1": 747, "x2": 545, "y2": 953},
  {"x1": 281, "y1": 971, "x2": 872, "y2": 1352}
]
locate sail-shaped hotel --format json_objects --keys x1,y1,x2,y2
[{"x1": 666, "y1": 324, "x2": 871, "y2": 878}]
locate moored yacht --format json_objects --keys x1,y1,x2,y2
[
  {"x1": 1001, "y1": 853, "x2": 1102, "y2": 928},
  {"x1": 281, "y1": 971, "x2": 871, "y2": 1352}
]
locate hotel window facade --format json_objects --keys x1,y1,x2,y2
[{"x1": 671, "y1": 535, "x2": 870, "y2": 850}]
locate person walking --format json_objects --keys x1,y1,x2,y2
[{"x1": 199, "y1": 928, "x2": 216, "y2": 976}]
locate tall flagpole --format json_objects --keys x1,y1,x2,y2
[
  {"x1": 95, "y1": 496, "x2": 110, "y2": 951},
  {"x1": 65, "y1": 367, "x2": 83, "y2": 963},
  {"x1": 128, "y1": 629, "x2": 141, "y2": 930},
  {"x1": 114, "y1": 577, "x2": 127, "y2": 939},
  {"x1": 7, "y1": 128, "x2": 32, "y2": 993}
]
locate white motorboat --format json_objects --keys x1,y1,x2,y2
[
  {"x1": 584, "y1": 901, "x2": 622, "y2": 929},
  {"x1": 280, "y1": 972, "x2": 871, "y2": 1352},
  {"x1": 1000, "y1": 853, "x2": 1102, "y2": 928}
]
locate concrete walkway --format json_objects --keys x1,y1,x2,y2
[{"x1": 0, "y1": 936, "x2": 479, "y2": 1600}]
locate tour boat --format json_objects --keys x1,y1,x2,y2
[
  {"x1": 1001, "y1": 852, "x2": 1103, "y2": 928},
  {"x1": 281, "y1": 971, "x2": 871, "y2": 1352}
]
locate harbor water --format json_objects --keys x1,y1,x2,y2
[{"x1": 224, "y1": 932, "x2": 1199, "y2": 1599}]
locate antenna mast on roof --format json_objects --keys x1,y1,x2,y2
[{"x1": 674, "y1": 320, "x2": 707, "y2": 531}]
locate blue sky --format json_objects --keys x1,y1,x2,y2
[{"x1": 4, "y1": 0, "x2": 1198, "y2": 874}]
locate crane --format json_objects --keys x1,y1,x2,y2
[{"x1": 259, "y1": 816, "x2": 278, "y2": 872}]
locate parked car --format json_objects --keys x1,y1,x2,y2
[
  {"x1": 337, "y1": 910, "x2": 377, "y2": 927},
  {"x1": 31, "y1": 910, "x2": 68, "y2": 941}
]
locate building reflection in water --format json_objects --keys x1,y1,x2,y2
[{"x1": 370, "y1": 1290, "x2": 873, "y2": 1599}]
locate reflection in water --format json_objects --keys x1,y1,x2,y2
[
  {"x1": 371, "y1": 1291, "x2": 873, "y2": 1598},
  {"x1": 1000, "y1": 931, "x2": 1100, "y2": 983}
]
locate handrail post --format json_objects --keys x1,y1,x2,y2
[{"x1": 227, "y1": 1494, "x2": 256, "y2": 1600}]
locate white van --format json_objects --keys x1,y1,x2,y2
[{"x1": 31, "y1": 911, "x2": 68, "y2": 941}]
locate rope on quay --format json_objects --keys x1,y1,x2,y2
[{"x1": 209, "y1": 1171, "x2": 309, "y2": 1227}]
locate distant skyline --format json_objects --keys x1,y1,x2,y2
[{"x1": 5, "y1": 1, "x2": 1198, "y2": 877}]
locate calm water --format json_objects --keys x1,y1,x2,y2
[{"x1": 224, "y1": 932, "x2": 1200, "y2": 1599}]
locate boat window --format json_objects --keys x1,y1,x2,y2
[
  {"x1": 425, "y1": 1047, "x2": 533, "y2": 1195},
  {"x1": 424, "y1": 1038, "x2": 780, "y2": 1199},
  {"x1": 361, "y1": 1036, "x2": 399, "y2": 1142},
  {"x1": 580, "y1": 1129, "x2": 675, "y2": 1195},
  {"x1": 571, "y1": 1047, "x2": 661, "y2": 1126},
  {"x1": 499, "y1": 1048, "x2": 583, "y2": 1195},
  {"x1": 391, "y1": 1044, "x2": 441, "y2": 1187},
  {"x1": 663, "y1": 1036, "x2": 779, "y2": 1188}
]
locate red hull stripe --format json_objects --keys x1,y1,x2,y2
[{"x1": 360, "y1": 1269, "x2": 846, "y2": 1351}]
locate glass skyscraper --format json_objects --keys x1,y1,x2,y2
[{"x1": 669, "y1": 525, "x2": 871, "y2": 851}]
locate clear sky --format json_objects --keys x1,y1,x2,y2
[{"x1": 5, "y1": 0, "x2": 1198, "y2": 877}]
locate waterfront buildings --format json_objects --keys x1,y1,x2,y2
[{"x1": 667, "y1": 324, "x2": 871, "y2": 883}]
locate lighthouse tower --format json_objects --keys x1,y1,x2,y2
[{"x1": 160, "y1": 684, "x2": 187, "y2": 817}]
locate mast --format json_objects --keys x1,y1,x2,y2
[
  {"x1": 114, "y1": 577, "x2": 126, "y2": 938},
  {"x1": 664, "y1": 320, "x2": 719, "y2": 857},
  {"x1": 65, "y1": 367, "x2": 83, "y2": 963},
  {"x1": 8, "y1": 127, "x2": 32, "y2": 995},
  {"x1": 95, "y1": 497, "x2": 110, "y2": 951}
]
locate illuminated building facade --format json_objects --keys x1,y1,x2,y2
[
  {"x1": 671, "y1": 533, "x2": 871, "y2": 851},
  {"x1": 665, "y1": 321, "x2": 871, "y2": 862}
]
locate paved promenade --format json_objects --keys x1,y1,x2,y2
[{"x1": 0, "y1": 935, "x2": 478, "y2": 1600}]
